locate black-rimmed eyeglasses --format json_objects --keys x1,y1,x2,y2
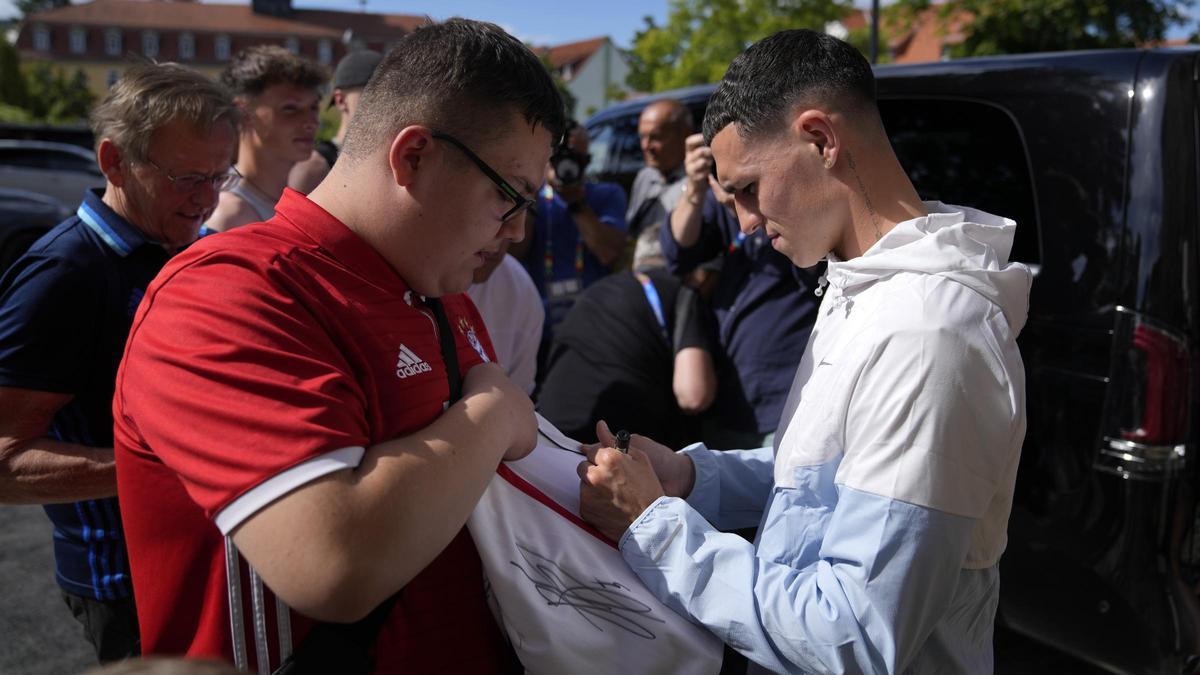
[
  {"x1": 431, "y1": 131, "x2": 534, "y2": 223},
  {"x1": 143, "y1": 158, "x2": 241, "y2": 194}
]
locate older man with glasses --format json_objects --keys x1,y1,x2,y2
[{"x1": 0, "y1": 63, "x2": 238, "y2": 663}]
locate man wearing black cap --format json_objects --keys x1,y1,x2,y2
[{"x1": 289, "y1": 49, "x2": 383, "y2": 192}]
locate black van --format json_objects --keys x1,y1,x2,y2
[{"x1": 586, "y1": 48, "x2": 1200, "y2": 674}]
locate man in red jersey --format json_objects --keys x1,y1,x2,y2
[{"x1": 113, "y1": 19, "x2": 565, "y2": 673}]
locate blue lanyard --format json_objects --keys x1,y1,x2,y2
[{"x1": 635, "y1": 272, "x2": 669, "y2": 342}]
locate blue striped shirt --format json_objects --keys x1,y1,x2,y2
[{"x1": 0, "y1": 189, "x2": 168, "y2": 600}]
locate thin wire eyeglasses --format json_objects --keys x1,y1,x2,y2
[
  {"x1": 431, "y1": 131, "x2": 534, "y2": 223},
  {"x1": 142, "y1": 158, "x2": 241, "y2": 194}
]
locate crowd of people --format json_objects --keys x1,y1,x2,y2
[{"x1": 0, "y1": 16, "x2": 1031, "y2": 675}]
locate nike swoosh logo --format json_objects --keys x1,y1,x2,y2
[{"x1": 817, "y1": 360, "x2": 833, "y2": 367}]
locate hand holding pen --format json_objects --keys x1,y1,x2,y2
[{"x1": 587, "y1": 421, "x2": 696, "y2": 499}]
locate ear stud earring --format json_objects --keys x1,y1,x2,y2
[{"x1": 824, "y1": 158, "x2": 834, "y2": 169}]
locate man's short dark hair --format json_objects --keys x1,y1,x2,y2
[
  {"x1": 219, "y1": 45, "x2": 328, "y2": 99},
  {"x1": 342, "y1": 18, "x2": 567, "y2": 161},
  {"x1": 702, "y1": 29, "x2": 876, "y2": 144}
]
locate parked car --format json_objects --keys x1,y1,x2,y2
[
  {"x1": 586, "y1": 47, "x2": 1200, "y2": 674},
  {"x1": 0, "y1": 187, "x2": 70, "y2": 272},
  {"x1": 0, "y1": 139, "x2": 103, "y2": 210}
]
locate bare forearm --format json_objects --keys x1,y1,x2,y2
[
  {"x1": 0, "y1": 438, "x2": 115, "y2": 504},
  {"x1": 673, "y1": 347, "x2": 717, "y2": 415},
  {"x1": 233, "y1": 390, "x2": 525, "y2": 621},
  {"x1": 669, "y1": 194, "x2": 706, "y2": 248},
  {"x1": 574, "y1": 209, "x2": 626, "y2": 266},
  {"x1": 342, "y1": 399, "x2": 515, "y2": 594}
]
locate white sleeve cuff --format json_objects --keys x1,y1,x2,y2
[{"x1": 214, "y1": 446, "x2": 366, "y2": 534}]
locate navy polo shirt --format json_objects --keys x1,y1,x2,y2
[
  {"x1": 660, "y1": 191, "x2": 822, "y2": 435},
  {"x1": 0, "y1": 189, "x2": 169, "y2": 601}
]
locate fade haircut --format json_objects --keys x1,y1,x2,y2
[
  {"x1": 702, "y1": 29, "x2": 876, "y2": 145},
  {"x1": 90, "y1": 62, "x2": 238, "y2": 162},
  {"x1": 341, "y1": 18, "x2": 567, "y2": 161},
  {"x1": 219, "y1": 45, "x2": 328, "y2": 99}
]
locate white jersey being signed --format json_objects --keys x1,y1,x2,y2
[{"x1": 466, "y1": 415, "x2": 722, "y2": 674}]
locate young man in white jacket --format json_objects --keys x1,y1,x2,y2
[{"x1": 578, "y1": 28, "x2": 1032, "y2": 674}]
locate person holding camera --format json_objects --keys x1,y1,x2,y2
[{"x1": 515, "y1": 122, "x2": 627, "y2": 337}]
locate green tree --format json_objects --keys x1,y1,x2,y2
[
  {"x1": 15, "y1": 0, "x2": 69, "y2": 18},
  {"x1": 0, "y1": 39, "x2": 28, "y2": 109},
  {"x1": 919, "y1": 0, "x2": 1193, "y2": 57},
  {"x1": 317, "y1": 104, "x2": 340, "y2": 143},
  {"x1": 23, "y1": 62, "x2": 94, "y2": 123},
  {"x1": 627, "y1": 0, "x2": 855, "y2": 93}
]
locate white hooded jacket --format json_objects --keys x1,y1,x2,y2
[
  {"x1": 775, "y1": 200, "x2": 1030, "y2": 568},
  {"x1": 620, "y1": 202, "x2": 1032, "y2": 674}
]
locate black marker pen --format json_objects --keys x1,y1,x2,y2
[{"x1": 615, "y1": 429, "x2": 631, "y2": 454}]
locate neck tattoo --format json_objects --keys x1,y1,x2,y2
[{"x1": 845, "y1": 151, "x2": 882, "y2": 241}]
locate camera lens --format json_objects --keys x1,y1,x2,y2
[{"x1": 554, "y1": 156, "x2": 582, "y2": 185}]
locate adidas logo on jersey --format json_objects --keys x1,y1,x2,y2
[{"x1": 395, "y1": 344, "x2": 432, "y2": 379}]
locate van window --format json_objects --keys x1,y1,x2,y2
[
  {"x1": 613, "y1": 116, "x2": 645, "y2": 177},
  {"x1": 586, "y1": 115, "x2": 644, "y2": 192},
  {"x1": 880, "y1": 99, "x2": 1040, "y2": 264},
  {"x1": 586, "y1": 123, "x2": 616, "y2": 182}
]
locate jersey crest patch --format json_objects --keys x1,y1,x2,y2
[{"x1": 458, "y1": 318, "x2": 490, "y2": 363}]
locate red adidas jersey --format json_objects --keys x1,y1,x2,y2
[{"x1": 114, "y1": 189, "x2": 510, "y2": 673}]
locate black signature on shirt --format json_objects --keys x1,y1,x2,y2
[{"x1": 510, "y1": 542, "x2": 665, "y2": 639}]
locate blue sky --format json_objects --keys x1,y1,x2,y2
[
  {"x1": 0, "y1": 0, "x2": 676, "y2": 46},
  {"x1": 0, "y1": 0, "x2": 879, "y2": 46},
  {"x1": 2, "y1": 0, "x2": 1192, "y2": 45},
  {"x1": 289, "y1": 0, "x2": 671, "y2": 48}
]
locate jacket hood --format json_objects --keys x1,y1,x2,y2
[{"x1": 825, "y1": 201, "x2": 1032, "y2": 333}]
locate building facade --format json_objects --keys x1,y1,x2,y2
[
  {"x1": 15, "y1": 0, "x2": 425, "y2": 99},
  {"x1": 539, "y1": 36, "x2": 631, "y2": 120}
]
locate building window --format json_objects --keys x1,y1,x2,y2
[
  {"x1": 178, "y1": 32, "x2": 194, "y2": 60},
  {"x1": 69, "y1": 27, "x2": 86, "y2": 54},
  {"x1": 32, "y1": 25, "x2": 50, "y2": 52},
  {"x1": 107, "y1": 69, "x2": 120, "y2": 88},
  {"x1": 317, "y1": 38, "x2": 332, "y2": 65},
  {"x1": 284, "y1": 36, "x2": 299, "y2": 54},
  {"x1": 141, "y1": 30, "x2": 158, "y2": 58},
  {"x1": 105, "y1": 28, "x2": 122, "y2": 56},
  {"x1": 215, "y1": 34, "x2": 231, "y2": 61}
]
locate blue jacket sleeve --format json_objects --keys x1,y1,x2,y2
[
  {"x1": 680, "y1": 443, "x2": 774, "y2": 531},
  {"x1": 620, "y1": 485, "x2": 977, "y2": 674},
  {"x1": 660, "y1": 191, "x2": 727, "y2": 276}
]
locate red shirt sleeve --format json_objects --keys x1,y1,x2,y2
[{"x1": 115, "y1": 249, "x2": 370, "y2": 519}]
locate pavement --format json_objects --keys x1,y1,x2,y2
[
  {"x1": 0, "y1": 502, "x2": 1107, "y2": 675},
  {"x1": 1, "y1": 505, "x2": 95, "y2": 675}
]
